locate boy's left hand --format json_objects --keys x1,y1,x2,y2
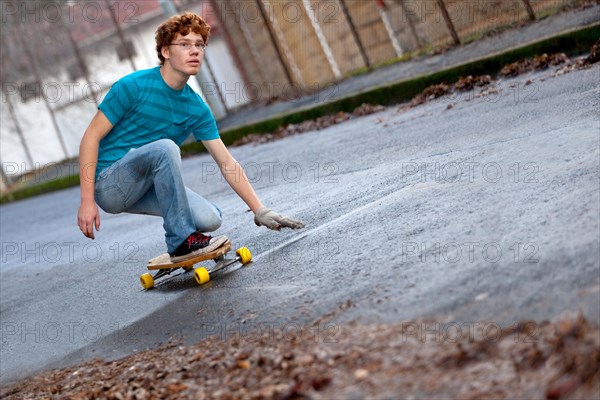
[{"x1": 254, "y1": 206, "x2": 305, "y2": 230}]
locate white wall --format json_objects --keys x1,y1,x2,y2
[
  {"x1": 204, "y1": 36, "x2": 248, "y2": 110},
  {"x1": 1, "y1": 19, "x2": 242, "y2": 175}
]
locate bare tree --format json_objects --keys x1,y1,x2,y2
[
  {"x1": 1, "y1": 2, "x2": 41, "y2": 168},
  {"x1": 9, "y1": 0, "x2": 70, "y2": 159},
  {"x1": 104, "y1": 0, "x2": 137, "y2": 71}
]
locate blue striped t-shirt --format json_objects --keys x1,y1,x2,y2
[{"x1": 96, "y1": 67, "x2": 219, "y2": 178}]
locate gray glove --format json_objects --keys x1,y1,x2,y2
[{"x1": 254, "y1": 206, "x2": 305, "y2": 230}]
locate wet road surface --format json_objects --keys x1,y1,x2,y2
[{"x1": 1, "y1": 64, "x2": 598, "y2": 384}]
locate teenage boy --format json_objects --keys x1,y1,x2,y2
[{"x1": 77, "y1": 12, "x2": 304, "y2": 262}]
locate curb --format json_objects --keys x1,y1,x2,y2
[{"x1": 201, "y1": 22, "x2": 600, "y2": 150}]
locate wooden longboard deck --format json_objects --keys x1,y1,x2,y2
[{"x1": 147, "y1": 241, "x2": 231, "y2": 270}]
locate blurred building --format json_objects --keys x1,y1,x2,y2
[{"x1": 0, "y1": 0, "x2": 581, "y2": 186}]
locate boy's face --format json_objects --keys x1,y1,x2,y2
[{"x1": 161, "y1": 32, "x2": 205, "y2": 76}]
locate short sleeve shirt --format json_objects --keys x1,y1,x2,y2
[{"x1": 96, "y1": 67, "x2": 219, "y2": 177}]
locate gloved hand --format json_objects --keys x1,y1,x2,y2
[{"x1": 254, "y1": 206, "x2": 305, "y2": 230}]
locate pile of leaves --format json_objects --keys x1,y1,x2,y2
[
  {"x1": 232, "y1": 104, "x2": 385, "y2": 147},
  {"x1": 500, "y1": 53, "x2": 570, "y2": 77},
  {"x1": 407, "y1": 74, "x2": 494, "y2": 109},
  {"x1": 553, "y1": 38, "x2": 600, "y2": 76},
  {"x1": 2, "y1": 316, "x2": 598, "y2": 399},
  {"x1": 402, "y1": 45, "x2": 599, "y2": 111},
  {"x1": 584, "y1": 38, "x2": 600, "y2": 64},
  {"x1": 408, "y1": 83, "x2": 452, "y2": 107},
  {"x1": 233, "y1": 37, "x2": 599, "y2": 148},
  {"x1": 501, "y1": 42, "x2": 600, "y2": 78}
]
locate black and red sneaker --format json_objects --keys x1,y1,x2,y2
[{"x1": 169, "y1": 232, "x2": 228, "y2": 262}]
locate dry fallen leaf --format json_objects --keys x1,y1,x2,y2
[{"x1": 2, "y1": 315, "x2": 598, "y2": 399}]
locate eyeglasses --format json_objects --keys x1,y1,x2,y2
[{"x1": 169, "y1": 42, "x2": 207, "y2": 51}]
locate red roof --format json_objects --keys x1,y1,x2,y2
[{"x1": 67, "y1": 0, "x2": 220, "y2": 42}]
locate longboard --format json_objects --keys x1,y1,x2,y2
[{"x1": 140, "y1": 240, "x2": 252, "y2": 290}]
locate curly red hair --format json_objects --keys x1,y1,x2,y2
[{"x1": 155, "y1": 12, "x2": 211, "y2": 65}]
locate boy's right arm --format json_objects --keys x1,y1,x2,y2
[{"x1": 78, "y1": 111, "x2": 113, "y2": 239}]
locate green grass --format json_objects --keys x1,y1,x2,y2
[
  {"x1": 536, "y1": 5, "x2": 565, "y2": 20},
  {"x1": 342, "y1": 45, "x2": 441, "y2": 80},
  {"x1": 1, "y1": 173, "x2": 80, "y2": 205}
]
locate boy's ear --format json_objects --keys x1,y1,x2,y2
[{"x1": 161, "y1": 45, "x2": 170, "y2": 61}]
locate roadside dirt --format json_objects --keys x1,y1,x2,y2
[{"x1": 2, "y1": 315, "x2": 598, "y2": 399}]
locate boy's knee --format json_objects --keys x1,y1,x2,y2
[
  {"x1": 194, "y1": 207, "x2": 222, "y2": 232},
  {"x1": 154, "y1": 139, "x2": 181, "y2": 162},
  {"x1": 202, "y1": 212, "x2": 223, "y2": 232}
]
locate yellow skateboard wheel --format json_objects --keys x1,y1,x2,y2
[
  {"x1": 236, "y1": 247, "x2": 252, "y2": 265},
  {"x1": 194, "y1": 267, "x2": 210, "y2": 285},
  {"x1": 140, "y1": 273, "x2": 154, "y2": 290}
]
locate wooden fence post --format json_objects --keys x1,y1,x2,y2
[
  {"x1": 520, "y1": 0, "x2": 536, "y2": 21},
  {"x1": 436, "y1": 0, "x2": 460, "y2": 45},
  {"x1": 339, "y1": 0, "x2": 372, "y2": 70}
]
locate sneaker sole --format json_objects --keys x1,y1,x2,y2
[{"x1": 170, "y1": 235, "x2": 229, "y2": 263}]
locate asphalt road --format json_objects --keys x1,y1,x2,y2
[{"x1": 1, "y1": 63, "x2": 598, "y2": 385}]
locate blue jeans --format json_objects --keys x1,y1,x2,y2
[{"x1": 94, "y1": 139, "x2": 222, "y2": 253}]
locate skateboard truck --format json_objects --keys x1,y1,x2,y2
[{"x1": 140, "y1": 241, "x2": 252, "y2": 290}]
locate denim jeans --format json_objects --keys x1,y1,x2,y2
[{"x1": 94, "y1": 139, "x2": 222, "y2": 253}]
